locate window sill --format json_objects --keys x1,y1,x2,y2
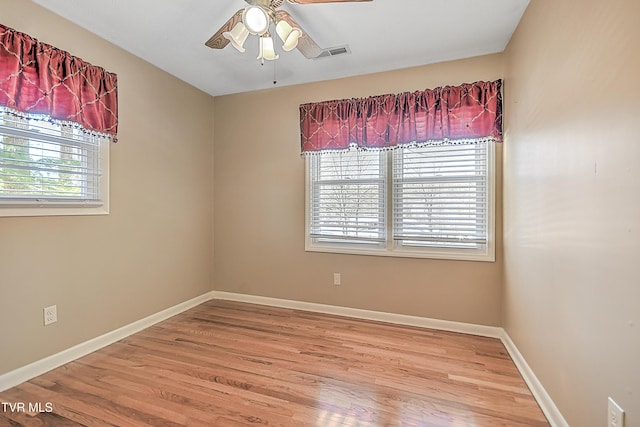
[
  {"x1": 0, "y1": 203, "x2": 109, "y2": 218},
  {"x1": 305, "y1": 243, "x2": 495, "y2": 262}
]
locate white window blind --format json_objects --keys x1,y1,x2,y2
[
  {"x1": 0, "y1": 107, "x2": 104, "y2": 207},
  {"x1": 393, "y1": 144, "x2": 489, "y2": 250},
  {"x1": 309, "y1": 149, "x2": 386, "y2": 246}
]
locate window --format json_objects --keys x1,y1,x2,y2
[
  {"x1": 308, "y1": 149, "x2": 386, "y2": 247},
  {"x1": 306, "y1": 143, "x2": 495, "y2": 261},
  {"x1": 0, "y1": 108, "x2": 109, "y2": 217}
]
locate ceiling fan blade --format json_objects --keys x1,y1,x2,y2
[
  {"x1": 275, "y1": 10, "x2": 322, "y2": 59},
  {"x1": 287, "y1": 0, "x2": 372, "y2": 4},
  {"x1": 205, "y1": 9, "x2": 243, "y2": 49},
  {"x1": 295, "y1": 32, "x2": 324, "y2": 59}
]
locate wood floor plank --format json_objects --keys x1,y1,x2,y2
[{"x1": 0, "y1": 300, "x2": 549, "y2": 426}]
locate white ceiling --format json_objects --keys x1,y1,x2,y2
[{"x1": 32, "y1": 0, "x2": 529, "y2": 97}]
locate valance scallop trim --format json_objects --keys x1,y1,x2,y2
[{"x1": 0, "y1": 106, "x2": 113, "y2": 142}]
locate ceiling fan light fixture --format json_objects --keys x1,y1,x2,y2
[
  {"x1": 276, "y1": 20, "x2": 302, "y2": 52},
  {"x1": 222, "y1": 22, "x2": 250, "y2": 52},
  {"x1": 257, "y1": 34, "x2": 279, "y2": 61},
  {"x1": 243, "y1": 6, "x2": 270, "y2": 35}
]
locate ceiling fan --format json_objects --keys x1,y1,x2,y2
[{"x1": 205, "y1": 0, "x2": 372, "y2": 61}]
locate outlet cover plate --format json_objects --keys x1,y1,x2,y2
[
  {"x1": 608, "y1": 397, "x2": 624, "y2": 427},
  {"x1": 44, "y1": 305, "x2": 57, "y2": 326}
]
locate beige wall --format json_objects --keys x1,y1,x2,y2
[
  {"x1": 213, "y1": 55, "x2": 504, "y2": 326},
  {"x1": 0, "y1": 1, "x2": 214, "y2": 374},
  {"x1": 503, "y1": 0, "x2": 640, "y2": 425}
]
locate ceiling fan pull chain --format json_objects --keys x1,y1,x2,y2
[{"x1": 273, "y1": 60, "x2": 278, "y2": 85}]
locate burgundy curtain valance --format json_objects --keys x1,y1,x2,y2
[
  {"x1": 300, "y1": 80, "x2": 502, "y2": 154},
  {"x1": 0, "y1": 24, "x2": 118, "y2": 141}
]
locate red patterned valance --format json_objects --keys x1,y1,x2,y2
[
  {"x1": 0, "y1": 24, "x2": 118, "y2": 141},
  {"x1": 300, "y1": 80, "x2": 502, "y2": 154}
]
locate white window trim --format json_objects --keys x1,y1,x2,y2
[
  {"x1": 305, "y1": 143, "x2": 495, "y2": 262},
  {"x1": 0, "y1": 140, "x2": 109, "y2": 218}
]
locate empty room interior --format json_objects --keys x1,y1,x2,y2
[{"x1": 0, "y1": 0, "x2": 639, "y2": 426}]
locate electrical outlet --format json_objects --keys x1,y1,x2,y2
[
  {"x1": 608, "y1": 397, "x2": 624, "y2": 427},
  {"x1": 333, "y1": 273, "x2": 341, "y2": 286},
  {"x1": 44, "y1": 305, "x2": 57, "y2": 326}
]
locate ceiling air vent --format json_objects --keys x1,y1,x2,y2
[{"x1": 314, "y1": 45, "x2": 351, "y2": 60}]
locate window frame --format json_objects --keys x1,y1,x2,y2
[
  {"x1": 0, "y1": 111, "x2": 110, "y2": 218},
  {"x1": 307, "y1": 148, "x2": 387, "y2": 249},
  {"x1": 305, "y1": 143, "x2": 495, "y2": 262}
]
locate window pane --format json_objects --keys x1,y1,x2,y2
[
  {"x1": 0, "y1": 108, "x2": 102, "y2": 203},
  {"x1": 309, "y1": 149, "x2": 386, "y2": 245},
  {"x1": 393, "y1": 144, "x2": 488, "y2": 249}
]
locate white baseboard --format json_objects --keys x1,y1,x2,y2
[
  {"x1": 499, "y1": 330, "x2": 569, "y2": 427},
  {"x1": 0, "y1": 291, "x2": 215, "y2": 392},
  {"x1": 0, "y1": 289, "x2": 568, "y2": 427},
  {"x1": 212, "y1": 291, "x2": 503, "y2": 338},
  {"x1": 213, "y1": 291, "x2": 569, "y2": 427}
]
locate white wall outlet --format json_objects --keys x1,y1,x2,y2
[
  {"x1": 44, "y1": 305, "x2": 57, "y2": 326},
  {"x1": 333, "y1": 273, "x2": 341, "y2": 286},
  {"x1": 608, "y1": 397, "x2": 624, "y2": 427}
]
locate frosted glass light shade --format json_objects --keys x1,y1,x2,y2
[
  {"x1": 243, "y1": 6, "x2": 269, "y2": 35},
  {"x1": 276, "y1": 20, "x2": 301, "y2": 52},
  {"x1": 223, "y1": 22, "x2": 249, "y2": 52},
  {"x1": 257, "y1": 35, "x2": 279, "y2": 61}
]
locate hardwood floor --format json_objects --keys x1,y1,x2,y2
[{"x1": 0, "y1": 300, "x2": 549, "y2": 426}]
